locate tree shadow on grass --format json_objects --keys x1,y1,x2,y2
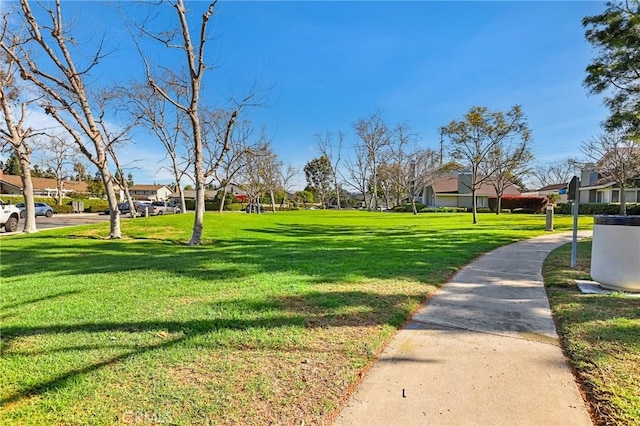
[
  {"x1": 0, "y1": 223, "x2": 520, "y2": 286},
  {"x1": 0, "y1": 289, "x2": 419, "y2": 406}
]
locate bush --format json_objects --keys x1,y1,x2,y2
[
  {"x1": 476, "y1": 208, "x2": 492, "y2": 213},
  {"x1": 556, "y1": 202, "x2": 640, "y2": 215},
  {"x1": 53, "y1": 205, "x2": 74, "y2": 214},
  {"x1": 224, "y1": 203, "x2": 244, "y2": 212},
  {"x1": 512, "y1": 208, "x2": 536, "y2": 214},
  {"x1": 495, "y1": 196, "x2": 547, "y2": 213},
  {"x1": 418, "y1": 206, "x2": 468, "y2": 213},
  {"x1": 391, "y1": 203, "x2": 427, "y2": 213}
]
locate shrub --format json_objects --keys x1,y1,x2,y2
[
  {"x1": 391, "y1": 203, "x2": 427, "y2": 213},
  {"x1": 512, "y1": 208, "x2": 536, "y2": 214},
  {"x1": 53, "y1": 205, "x2": 74, "y2": 214},
  {"x1": 496, "y1": 196, "x2": 547, "y2": 212},
  {"x1": 224, "y1": 203, "x2": 244, "y2": 212},
  {"x1": 556, "y1": 202, "x2": 640, "y2": 215},
  {"x1": 476, "y1": 208, "x2": 492, "y2": 213}
]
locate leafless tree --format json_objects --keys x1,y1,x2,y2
[
  {"x1": 316, "y1": 131, "x2": 343, "y2": 209},
  {"x1": 36, "y1": 135, "x2": 76, "y2": 206},
  {"x1": 408, "y1": 148, "x2": 444, "y2": 214},
  {"x1": 278, "y1": 163, "x2": 298, "y2": 207},
  {"x1": 443, "y1": 105, "x2": 531, "y2": 224},
  {"x1": 481, "y1": 134, "x2": 533, "y2": 214},
  {"x1": 0, "y1": 24, "x2": 41, "y2": 233},
  {"x1": 134, "y1": 0, "x2": 260, "y2": 245},
  {"x1": 530, "y1": 157, "x2": 580, "y2": 189},
  {"x1": 354, "y1": 111, "x2": 390, "y2": 210},
  {"x1": 130, "y1": 83, "x2": 190, "y2": 213},
  {"x1": 256, "y1": 143, "x2": 281, "y2": 213},
  {"x1": 343, "y1": 141, "x2": 370, "y2": 209},
  {"x1": 1, "y1": 0, "x2": 126, "y2": 238},
  {"x1": 582, "y1": 131, "x2": 640, "y2": 214}
]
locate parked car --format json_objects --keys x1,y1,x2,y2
[
  {"x1": 103, "y1": 201, "x2": 149, "y2": 216},
  {"x1": 0, "y1": 200, "x2": 20, "y2": 232},
  {"x1": 16, "y1": 202, "x2": 54, "y2": 218},
  {"x1": 137, "y1": 200, "x2": 181, "y2": 216}
]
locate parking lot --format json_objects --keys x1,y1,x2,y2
[{"x1": 2, "y1": 213, "x2": 128, "y2": 235}]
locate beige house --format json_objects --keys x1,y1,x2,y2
[
  {"x1": 521, "y1": 183, "x2": 569, "y2": 203},
  {"x1": 417, "y1": 172, "x2": 521, "y2": 209},
  {"x1": 128, "y1": 184, "x2": 173, "y2": 201},
  {"x1": 0, "y1": 172, "x2": 88, "y2": 197}
]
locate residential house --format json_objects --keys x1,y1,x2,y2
[
  {"x1": 578, "y1": 167, "x2": 640, "y2": 204},
  {"x1": 416, "y1": 172, "x2": 521, "y2": 209},
  {"x1": 168, "y1": 184, "x2": 247, "y2": 202},
  {"x1": 128, "y1": 184, "x2": 173, "y2": 201},
  {"x1": 0, "y1": 171, "x2": 88, "y2": 197},
  {"x1": 521, "y1": 183, "x2": 569, "y2": 203}
]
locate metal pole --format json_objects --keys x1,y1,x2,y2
[{"x1": 571, "y1": 198, "x2": 579, "y2": 268}]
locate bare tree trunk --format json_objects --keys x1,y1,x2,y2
[
  {"x1": 620, "y1": 186, "x2": 627, "y2": 215},
  {"x1": 472, "y1": 188, "x2": 478, "y2": 224},
  {"x1": 411, "y1": 198, "x2": 418, "y2": 215},
  {"x1": 269, "y1": 190, "x2": 276, "y2": 212},
  {"x1": 19, "y1": 156, "x2": 37, "y2": 233},
  {"x1": 219, "y1": 184, "x2": 228, "y2": 213},
  {"x1": 99, "y1": 166, "x2": 121, "y2": 238},
  {"x1": 190, "y1": 154, "x2": 205, "y2": 245}
]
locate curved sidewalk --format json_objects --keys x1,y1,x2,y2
[{"x1": 336, "y1": 231, "x2": 593, "y2": 426}]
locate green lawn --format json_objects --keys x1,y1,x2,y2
[
  {"x1": 544, "y1": 240, "x2": 640, "y2": 425},
  {"x1": 1, "y1": 211, "x2": 591, "y2": 425}
]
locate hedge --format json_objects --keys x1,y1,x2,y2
[{"x1": 556, "y1": 202, "x2": 640, "y2": 215}]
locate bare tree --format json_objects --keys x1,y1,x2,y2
[
  {"x1": 1, "y1": 0, "x2": 125, "y2": 238},
  {"x1": 316, "y1": 131, "x2": 343, "y2": 209},
  {"x1": 408, "y1": 148, "x2": 444, "y2": 214},
  {"x1": 36, "y1": 135, "x2": 76, "y2": 206},
  {"x1": 442, "y1": 105, "x2": 530, "y2": 224},
  {"x1": 481, "y1": 133, "x2": 533, "y2": 214},
  {"x1": 0, "y1": 27, "x2": 40, "y2": 233},
  {"x1": 530, "y1": 158, "x2": 580, "y2": 189},
  {"x1": 354, "y1": 111, "x2": 390, "y2": 210},
  {"x1": 256, "y1": 143, "x2": 281, "y2": 213},
  {"x1": 278, "y1": 163, "x2": 298, "y2": 208},
  {"x1": 343, "y1": 141, "x2": 370, "y2": 209},
  {"x1": 582, "y1": 131, "x2": 640, "y2": 214},
  {"x1": 135, "y1": 0, "x2": 259, "y2": 245},
  {"x1": 214, "y1": 123, "x2": 252, "y2": 212},
  {"x1": 131, "y1": 83, "x2": 190, "y2": 214}
]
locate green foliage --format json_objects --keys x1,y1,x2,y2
[
  {"x1": 53, "y1": 204, "x2": 74, "y2": 214},
  {"x1": 418, "y1": 206, "x2": 468, "y2": 213},
  {"x1": 583, "y1": 2, "x2": 640, "y2": 135},
  {"x1": 2, "y1": 151, "x2": 21, "y2": 175},
  {"x1": 556, "y1": 202, "x2": 640, "y2": 215},
  {"x1": 512, "y1": 208, "x2": 536, "y2": 214},
  {"x1": 304, "y1": 155, "x2": 332, "y2": 205},
  {"x1": 225, "y1": 203, "x2": 244, "y2": 211}
]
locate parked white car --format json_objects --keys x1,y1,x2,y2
[
  {"x1": 0, "y1": 200, "x2": 20, "y2": 232},
  {"x1": 137, "y1": 200, "x2": 181, "y2": 216}
]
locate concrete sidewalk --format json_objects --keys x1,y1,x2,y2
[{"x1": 336, "y1": 232, "x2": 593, "y2": 426}]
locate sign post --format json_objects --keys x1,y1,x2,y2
[{"x1": 568, "y1": 176, "x2": 580, "y2": 268}]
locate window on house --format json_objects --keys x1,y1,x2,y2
[
  {"x1": 596, "y1": 190, "x2": 605, "y2": 203},
  {"x1": 612, "y1": 189, "x2": 620, "y2": 203},
  {"x1": 624, "y1": 190, "x2": 638, "y2": 203}
]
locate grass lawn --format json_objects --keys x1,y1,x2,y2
[
  {"x1": 544, "y1": 240, "x2": 640, "y2": 425},
  {"x1": 1, "y1": 211, "x2": 591, "y2": 425}
]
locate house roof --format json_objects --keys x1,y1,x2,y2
[
  {"x1": 129, "y1": 184, "x2": 170, "y2": 191},
  {"x1": 1, "y1": 173, "x2": 88, "y2": 192},
  {"x1": 537, "y1": 183, "x2": 568, "y2": 192},
  {"x1": 430, "y1": 174, "x2": 521, "y2": 197}
]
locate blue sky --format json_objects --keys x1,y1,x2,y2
[{"x1": 8, "y1": 1, "x2": 608, "y2": 189}]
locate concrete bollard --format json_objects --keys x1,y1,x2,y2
[{"x1": 545, "y1": 204, "x2": 554, "y2": 231}]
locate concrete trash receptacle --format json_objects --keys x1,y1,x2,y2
[{"x1": 591, "y1": 215, "x2": 640, "y2": 292}]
